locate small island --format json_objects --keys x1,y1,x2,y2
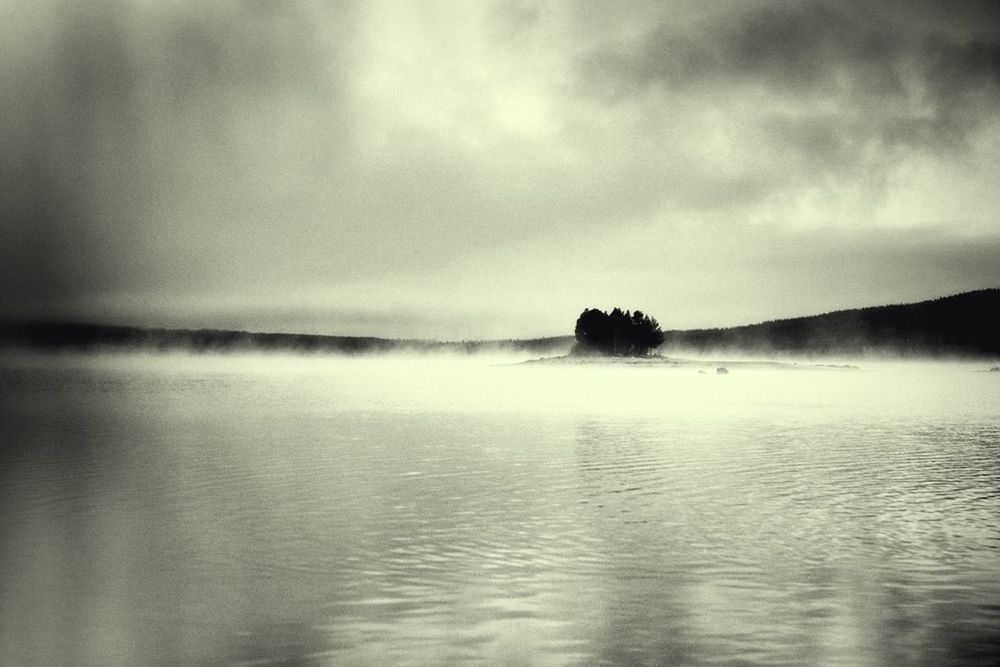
[{"x1": 572, "y1": 307, "x2": 665, "y2": 357}]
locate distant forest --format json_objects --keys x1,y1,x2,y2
[
  {"x1": 0, "y1": 321, "x2": 570, "y2": 356},
  {"x1": 660, "y1": 289, "x2": 1000, "y2": 357},
  {"x1": 1, "y1": 289, "x2": 998, "y2": 358}
]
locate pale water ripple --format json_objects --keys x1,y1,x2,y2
[{"x1": 1, "y1": 354, "x2": 999, "y2": 665}]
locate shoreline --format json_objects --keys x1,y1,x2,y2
[{"x1": 520, "y1": 354, "x2": 862, "y2": 371}]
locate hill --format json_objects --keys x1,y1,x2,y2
[
  {"x1": 0, "y1": 320, "x2": 573, "y2": 356},
  {"x1": 661, "y1": 289, "x2": 1000, "y2": 358}
]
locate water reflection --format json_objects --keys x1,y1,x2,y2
[
  {"x1": 570, "y1": 416, "x2": 1000, "y2": 665},
  {"x1": 1, "y1": 355, "x2": 999, "y2": 665}
]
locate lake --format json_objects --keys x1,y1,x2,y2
[{"x1": 1, "y1": 352, "x2": 998, "y2": 665}]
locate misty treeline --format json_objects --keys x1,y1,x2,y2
[
  {"x1": 573, "y1": 307, "x2": 665, "y2": 357},
  {"x1": 661, "y1": 289, "x2": 1000, "y2": 357},
  {"x1": 0, "y1": 322, "x2": 571, "y2": 356},
  {"x1": 3, "y1": 290, "x2": 997, "y2": 358}
]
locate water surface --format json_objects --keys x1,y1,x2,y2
[{"x1": 1, "y1": 353, "x2": 998, "y2": 665}]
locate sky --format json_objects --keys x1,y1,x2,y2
[{"x1": 2, "y1": 0, "x2": 999, "y2": 339}]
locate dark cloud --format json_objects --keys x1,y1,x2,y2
[
  {"x1": 583, "y1": 1, "x2": 1000, "y2": 156},
  {"x1": 585, "y1": 4, "x2": 892, "y2": 93},
  {"x1": 489, "y1": 0, "x2": 544, "y2": 41},
  {"x1": 157, "y1": 2, "x2": 340, "y2": 105},
  {"x1": 0, "y1": 0, "x2": 357, "y2": 319}
]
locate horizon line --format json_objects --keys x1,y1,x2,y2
[{"x1": 2, "y1": 287, "x2": 996, "y2": 344}]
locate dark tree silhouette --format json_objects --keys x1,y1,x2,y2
[{"x1": 573, "y1": 307, "x2": 665, "y2": 356}]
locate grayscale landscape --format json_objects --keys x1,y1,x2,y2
[{"x1": 2, "y1": 2, "x2": 999, "y2": 665}]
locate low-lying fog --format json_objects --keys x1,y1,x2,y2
[{"x1": 4, "y1": 349, "x2": 995, "y2": 419}]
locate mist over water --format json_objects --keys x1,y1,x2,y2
[{"x1": 1, "y1": 352, "x2": 998, "y2": 665}]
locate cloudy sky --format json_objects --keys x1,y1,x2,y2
[{"x1": 2, "y1": 1, "x2": 999, "y2": 338}]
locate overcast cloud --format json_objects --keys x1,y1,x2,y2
[{"x1": 2, "y1": 1, "x2": 999, "y2": 338}]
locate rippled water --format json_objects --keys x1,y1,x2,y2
[{"x1": 1, "y1": 353, "x2": 998, "y2": 665}]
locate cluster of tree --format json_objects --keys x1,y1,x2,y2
[{"x1": 573, "y1": 307, "x2": 665, "y2": 356}]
